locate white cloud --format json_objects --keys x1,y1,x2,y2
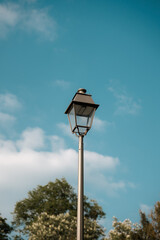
[
  {"x1": 140, "y1": 204, "x2": 152, "y2": 214},
  {"x1": 57, "y1": 122, "x2": 71, "y2": 136},
  {"x1": 108, "y1": 84, "x2": 141, "y2": 115},
  {"x1": 115, "y1": 94, "x2": 141, "y2": 115},
  {"x1": 0, "y1": 139, "x2": 17, "y2": 152},
  {"x1": 54, "y1": 80, "x2": 70, "y2": 89},
  {"x1": 0, "y1": 112, "x2": 16, "y2": 125},
  {"x1": 0, "y1": 93, "x2": 21, "y2": 111},
  {"x1": 128, "y1": 182, "x2": 136, "y2": 189},
  {"x1": 0, "y1": 128, "x2": 77, "y2": 191},
  {"x1": 57, "y1": 122, "x2": 77, "y2": 141},
  {"x1": 22, "y1": 8, "x2": 57, "y2": 41},
  {"x1": 0, "y1": 2, "x2": 57, "y2": 40},
  {"x1": 93, "y1": 116, "x2": 111, "y2": 131},
  {"x1": 49, "y1": 135, "x2": 66, "y2": 152},
  {"x1": 16, "y1": 127, "x2": 45, "y2": 150},
  {"x1": 0, "y1": 93, "x2": 21, "y2": 131},
  {"x1": 0, "y1": 3, "x2": 19, "y2": 37},
  {"x1": 0, "y1": 127, "x2": 123, "y2": 192},
  {"x1": 85, "y1": 173, "x2": 126, "y2": 196},
  {"x1": 0, "y1": 127, "x2": 133, "y2": 220},
  {"x1": 85, "y1": 151, "x2": 119, "y2": 171}
]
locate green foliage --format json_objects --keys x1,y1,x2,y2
[
  {"x1": 106, "y1": 201, "x2": 160, "y2": 240},
  {"x1": 13, "y1": 178, "x2": 76, "y2": 226},
  {"x1": 106, "y1": 216, "x2": 141, "y2": 240},
  {"x1": 0, "y1": 214, "x2": 13, "y2": 240},
  {"x1": 150, "y1": 201, "x2": 160, "y2": 238},
  {"x1": 139, "y1": 211, "x2": 155, "y2": 239},
  {"x1": 27, "y1": 212, "x2": 105, "y2": 240},
  {"x1": 13, "y1": 178, "x2": 105, "y2": 239},
  {"x1": 13, "y1": 235, "x2": 25, "y2": 240},
  {"x1": 139, "y1": 201, "x2": 160, "y2": 240}
]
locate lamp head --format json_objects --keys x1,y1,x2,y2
[{"x1": 65, "y1": 89, "x2": 99, "y2": 136}]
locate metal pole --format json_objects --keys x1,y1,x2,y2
[{"x1": 77, "y1": 135, "x2": 84, "y2": 240}]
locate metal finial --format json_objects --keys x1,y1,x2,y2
[{"x1": 77, "y1": 88, "x2": 87, "y2": 94}]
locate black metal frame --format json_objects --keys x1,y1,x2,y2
[
  {"x1": 65, "y1": 89, "x2": 99, "y2": 136},
  {"x1": 67, "y1": 106, "x2": 96, "y2": 136},
  {"x1": 65, "y1": 101, "x2": 99, "y2": 115}
]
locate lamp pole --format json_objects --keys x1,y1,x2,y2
[
  {"x1": 65, "y1": 88, "x2": 99, "y2": 240},
  {"x1": 77, "y1": 135, "x2": 84, "y2": 240}
]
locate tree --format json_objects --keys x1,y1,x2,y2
[
  {"x1": 150, "y1": 201, "x2": 160, "y2": 239},
  {"x1": 13, "y1": 178, "x2": 105, "y2": 239},
  {"x1": 27, "y1": 212, "x2": 105, "y2": 240},
  {"x1": 139, "y1": 211, "x2": 155, "y2": 240},
  {"x1": 105, "y1": 216, "x2": 141, "y2": 240},
  {"x1": 106, "y1": 201, "x2": 160, "y2": 240},
  {"x1": 139, "y1": 201, "x2": 160, "y2": 240},
  {"x1": 0, "y1": 214, "x2": 13, "y2": 240}
]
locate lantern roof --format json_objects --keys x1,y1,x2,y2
[{"x1": 65, "y1": 88, "x2": 99, "y2": 114}]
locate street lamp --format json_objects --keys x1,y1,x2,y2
[{"x1": 65, "y1": 88, "x2": 99, "y2": 240}]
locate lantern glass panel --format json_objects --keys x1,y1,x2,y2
[
  {"x1": 68, "y1": 105, "x2": 76, "y2": 131},
  {"x1": 75, "y1": 104, "x2": 95, "y2": 128}
]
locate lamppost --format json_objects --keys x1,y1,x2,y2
[{"x1": 65, "y1": 88, "x2": 99, "y2": 240}]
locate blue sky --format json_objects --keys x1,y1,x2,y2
[{"x1": 0, "y1": 0, "x2": 160, "y2": 234}]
